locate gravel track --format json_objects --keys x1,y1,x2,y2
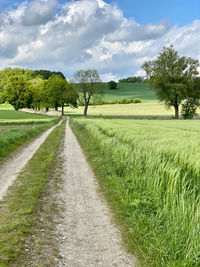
[
  {"x1": 57, "y1": 120, "x2": 136, "y2": 266},
  {"x1": 0, "y1": 120, "x2": 62, "y2": 201}
]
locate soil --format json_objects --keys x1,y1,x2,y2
[{"x1": 55, "y1": 120, "x2": 136, "y2": 266}]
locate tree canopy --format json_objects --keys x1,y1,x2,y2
[
  {"x1": 74, "y1": 69, "x2": 103, "y2": 116},
  {"x1": 142, "y1": 46, "x2": 200, "y2": 119}
]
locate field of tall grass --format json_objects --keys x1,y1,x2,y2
[{"x1": 71, "y1": 118, "x2": 200, "y2": 266}]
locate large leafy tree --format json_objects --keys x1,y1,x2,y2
[
  {"x1": 3, "y1": 75, "x2": 33, "y2": 110},
  {"x1": 74, "y1": 69, "x2": 103, "y2": 116},
  {"x1": 142, "y1": 46, "x2": 200, "y2": 119},
  {"x1": 45, "y1": 75, "x2": 78, "y2": 115}
]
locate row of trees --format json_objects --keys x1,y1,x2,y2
[
  {"x1": 0, "y1": 68, "x2": 103, "y2": 116},
  {"x1": 119, "y1": 76, "x2": 144, "y2": 83}
]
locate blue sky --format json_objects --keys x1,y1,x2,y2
[
  {"x1": 1, "y1": 0, "x2": 200, "y2": 25},
  {"x1": 0, "y1": 0, "x2": 200, "y2": 80},
  {"x1": 106, "y1": 0, "x2": 200, "y2": 25}
]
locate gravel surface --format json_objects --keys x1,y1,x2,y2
[
  {"x1": 57, "y1": 120, "x2": 136, "y2": 267},
  {"x1": 0, "y1": 120, "x2": 62, "y2": 201}
]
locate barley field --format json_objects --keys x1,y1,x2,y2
[{"x1": 71, "y1": 118, "x2": 200, "y2": 266}]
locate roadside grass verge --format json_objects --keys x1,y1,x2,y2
[
  {"x1": 0, "y1": 118, "x2": 60, "y2": 161},
  {"x1": 70, "y1": 118, "x2": 200, "y2": 267},
  {"x1": 0, "y1": 120, "x2": 66, "y2": 266}
]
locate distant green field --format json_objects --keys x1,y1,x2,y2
[
  {"x1": 103, "y1": 82, "x2": 157, "y2": 102},
  {"x1": 65, "y1": 102, "x2": 174, "y2": 119},
  {"x1": 0, "y1": 110, "x2": 56, "y2": 125}
]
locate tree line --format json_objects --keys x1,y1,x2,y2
[{"x1": 0, "y1": 68, "x2": 103, "y2": 116}]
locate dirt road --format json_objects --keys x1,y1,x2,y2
[
  {"x1": 57, "y1": 120, "x2": 136, "y2": 266},
  {"x1": 0, "y1": 121, "x2": 62, "y2": 201}
]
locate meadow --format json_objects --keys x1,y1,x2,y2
[
  {"x1": 71, "y1": 118, "x2": 200, "y2": 266},
  {"x1": 103, "y1": 82, "x2": 156, "y2": 102}
]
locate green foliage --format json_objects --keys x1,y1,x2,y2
[
  {"x1": 181, "y1": 98, "x2": 199, "y2": 119},
  {"x1": 32, "y1": 70, "x2": 65, "y2": 80},
  {"x1": 3, "y1": 75, "x2": 33, "y2": 110},
  {"x1": 119, "y1": 76, "x2": 144, "y2": 83},
  {"x1": 71, "y1": 118, "x2": 200, "y2": 266},
  {"x1": 89, "y1": 97, "x2": 141, "y2": 105},
  {"x1": 142, "y1": 46, "x2": 200, "y2": 119},
  {"x1": 74, "y1": 69, "x2": 103, "y2": 116},
  {"x1": 108, "y1": 80, "x2": 117, "y2": 89}
]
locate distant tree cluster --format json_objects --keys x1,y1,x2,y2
[
  {"x1": 0, "y1": 68, "x2": 78, "y2": 115},
  {"x1": 119, "y1": 76, "x2": 144, "y2": 83}
]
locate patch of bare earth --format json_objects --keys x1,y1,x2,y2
[{"x1": 55, "y1": 121, "x2": 136, "y2": 266}]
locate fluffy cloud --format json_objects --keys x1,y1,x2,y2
[{"x1": 0, "y1": 0, "x2": 200, "y2": 80}]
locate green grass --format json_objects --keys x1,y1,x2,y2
[
  {"x1": 0, "y1": 110, "x2": 57, "y2": 125},
  {"x1": 0, "y1": 120, "x2": 66, "y2": 266},
  {"x1": 0, "y1": 103, "x2": 13, "y2": 109},
  {"x1": 70, "y1": 118, "x2": 200, "y2": 266},
  {"x1": 65, "y1": 102, "x2": 174, "y2": 119},
  {"x1": 103, "y1": 83, "x2": 157, "y2": 102},
  {"x1": 0, "y1": 119, "x2": 60, "y2": 161}
]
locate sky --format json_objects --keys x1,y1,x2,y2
[{"x1": 0, "y1": 0, "x2": 200, "y2": 80}]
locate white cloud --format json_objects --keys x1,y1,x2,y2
[{"x1": 0, "y1": 0, "x2": 199, "y2": 80}]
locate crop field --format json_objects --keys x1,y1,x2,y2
[
  {"x1": 0, "y1": 110, "x2": 57, "y2": 125},
  {"x1": 71, "y1": 117, "x2": 200, "y2": 266},
  {"x1": 103, "y1": 82, "x2": 157, "y2": 102},
  {"x1": 65, "y1": 102, "x2": 174, "y2": 118}
]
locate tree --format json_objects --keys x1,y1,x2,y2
[
  {"x1": 45, "y1": 75, "x2": 78, "y2": 115},
  {"x1": 108, "y1": 80, "x2": 117, "y2": 89},
  {"x1": 74, "y1": 69, "x2": 103, "y2": 116},
  {"x1": 142, "y1": 46, "x2": 200, "y2": 119},
  {"x1": 3, "y1": 75, "x2": 33, "y2": 110}
]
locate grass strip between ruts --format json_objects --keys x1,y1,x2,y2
[{"x1": 0, "y1": 120, "x2": 66, "y2": 266}]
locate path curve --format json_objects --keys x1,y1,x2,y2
[
  {"x1": 0, "y1": 120, "x2": 62, "y2": 200},
  {"x1": 57, "y1": 120, "x2": 136, "y2": 266}
]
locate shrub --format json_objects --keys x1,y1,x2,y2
[
  {"x1": 134, "y1": 98, "x2": 141, "y2": 103},
  {"x1": 108, "y1": 81, "x2": 117, "y2": 90},
  {"x1": 181, "y1": 98, "x2": 199, "y2": 119}
]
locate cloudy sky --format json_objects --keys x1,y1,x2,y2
[{"x1": 0, "y1": 0, "x2": 200, "y2": 81}]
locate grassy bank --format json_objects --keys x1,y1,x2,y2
[
  {"x1": 103, "y1": 83, "x2": 157, "y2": 102},
  {"x1": 0, "y1": 119, "x2": 59, "y2": 161},
  {"x1": 70, "y1": 118, "x2": 200, "y2": 266},
  {"x1": 0, "y1": 120, "x2": 66, "y2": 266}
]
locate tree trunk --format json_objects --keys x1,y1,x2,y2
[
  {"x1": 174, "y1": 105, "x2": 179, "y2": 119},
  {"x1": 84, "y1": 102, "x2": 89, "y2": 116},
  {"x1": 62, "y1": 104, "x2": 64, "y2": 115},
  {"x1": 46, "y1": 107, "x2": 49, "y2": 112},
  {"x1": 55, "y1": 103, "x2": 58, "y2": 111}
]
